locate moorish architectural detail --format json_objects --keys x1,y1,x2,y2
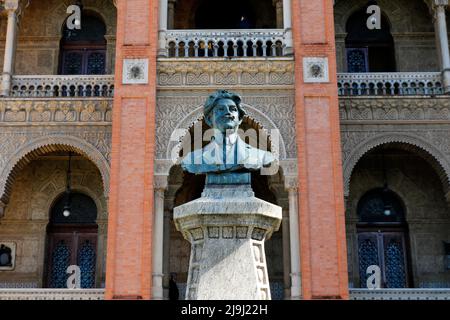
[{"x1": 0, "y1": 0, "x2": 449, "y2": 300}]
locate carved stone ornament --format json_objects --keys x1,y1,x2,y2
[
  {"x1": 123, "y1": 59, "x2": 149, "y2": 85},
  {"x1": 303, "y1": 57, "x2": 329, "y2": 83}
]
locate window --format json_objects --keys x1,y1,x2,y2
[
  {"x1": 59, "y1": 13, "x2": 107, "y2": 75},
  {"x1": 345, "y1": 8, "x2": 396, "y2": 72}
]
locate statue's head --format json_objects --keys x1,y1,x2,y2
[{"x1": 204, "y1": 90, "x2": 246, "y2": 133}]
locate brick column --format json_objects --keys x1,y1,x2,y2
[
  {"x1": 105, "y1": 0, "x2": 158, "y2": 300},
  {"x1": 292, "y1": 0, "x2": 349, "y2": 299}
]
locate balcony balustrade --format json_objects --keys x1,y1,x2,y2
[
  {"x1": 10, "y1": 75, "x2": 115, "y2": 98},
  {"x1": 338, "y1": 72, "x2": 444, "y2": 96},
  {"x1": 164, "y1": 29, "x2": 286, "y2": 58},
  {"x1": 1, "y1": 72, "x2": 447, "y2": 98},
  {"x1": 0, "y1": 289, "x2": 105, "y2": 300},
  {"x1": 350, "y1": 289, "x2": 450, "y2": 300}
]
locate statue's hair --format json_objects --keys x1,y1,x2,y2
[{"x1": 204, "y1": 90, "x2": 246, "y2": 126}]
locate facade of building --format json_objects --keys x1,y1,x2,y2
[{"x1": 0, "y1": 0, "x2": 449, "y2": 300}]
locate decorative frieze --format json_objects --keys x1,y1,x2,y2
[
  {"x1": 157, "y1": 59, "x2": 295, "y2": 87},
  {"x1": 0, "y1": 99, "x2": 112, "y2": 124}
]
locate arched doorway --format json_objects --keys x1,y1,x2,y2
[
  {"x1": 347, "y1": 143, "x2": 450, "y2": 289},
  {"x1": 357, "y1": 187, "x2": 410, "y2": 288},
  {"x1": 345, "y1": 7, "x2": 396, "y2": 72},
  {"x1": 45, "y1": 192, "x2": 98, "y2": 288},
  {"x1": 59, "y1": 12, "x2": 107, "y2": 75}
]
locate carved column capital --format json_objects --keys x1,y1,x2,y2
[
  {"x1": 4, "y1": 0, "x2": 30, "y2": 24},
  {"x1": 284, "y1": 176, "x2": 298, "y2": 192},
  {"x1": 154, "y1": 175, "x2": 169, "y2": 191},
  {"x1": 272, "y1": 0, "x2": 283, "y2": 7},
  {"x1": 428, "y1": 0, "x2": 449, "y2": 18}
]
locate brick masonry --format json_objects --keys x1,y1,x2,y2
[
  {"x1": 292, "y1": 0, "x2": 349, "y2": 299},
  {"x1": 105, "y1": 0, "x2": 158, "y2": 300}
]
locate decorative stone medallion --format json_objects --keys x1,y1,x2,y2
[
  {"x1": 122, "y1": 59, "x2": 149, "y2": 84},
  {"x1": 303, "y1": 57, "x2": 329, "y2": 83}
]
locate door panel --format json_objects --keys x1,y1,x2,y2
[
  {"x1": 357, "y1": 231, "x2": 408, "y2": 288},
  {"x1": 61, "y1": 49, "x2": 106, "y2": 75},
  {"x1": 47, "y1": 230, "x2": 97, "y2": 288},
  {"x1": 383, "y1": 233, "x2": 408, "y2": 288}
]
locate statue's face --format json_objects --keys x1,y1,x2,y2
[{"x1": 210, "y1": 98, "x2": 241, "y2": 133}]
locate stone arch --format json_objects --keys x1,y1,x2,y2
[
  {"x1": 343, "y1": 133, "x2": 450, "y2": 199},
  {"x1": 0, "y1": 135, "x2": 110, "y2": 206},
  {"x1": 165, "y1": 103, "x2": 287, "y2": 161}
]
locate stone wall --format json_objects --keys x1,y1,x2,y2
[
  {"x1": 346, "y1": 150, "x2": 450, "y2": 288},
  {"x1": 0, "y1": 157, "x2": 108, "y2": 288}
]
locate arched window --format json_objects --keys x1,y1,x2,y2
[
  {"x1": 45, "y1": 193, "x2": 98, "y2": 288},
  {"x1": 356, "y1": 188, "x2": 410, "y2": 288},
  {"x1": 59, "y1": 13, "x2": 107, "y2": 75},
  {"x1": 358, "y1": 188, "x2": 405, "y2": 224},
  {"x1": 345, "y1": 7, "x2": 396, "y2": 72}
]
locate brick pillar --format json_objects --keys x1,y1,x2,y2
[
  {"x1": 105, "y1": 0, "x2": 158, "y2": 300},
  {"x1": 292, "y1": 0, "x2": 349, "y2": 299}
]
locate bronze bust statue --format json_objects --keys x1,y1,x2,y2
[{"x1": 181, "y1": 90, "x2": 275, "y2": 174}]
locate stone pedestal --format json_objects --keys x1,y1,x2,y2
[{"x1": 173, "y1": 173, "x2": 282, "y2": 300}]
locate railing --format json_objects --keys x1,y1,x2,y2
[
  {"x1": 0, "y1": 289, "x2": 105, "y2": 300},
  {"x1": 338, "y1": 72, "x2": 444, "y2": 96},
  {"x1": 10, "y1": 75, "x2": 115, "y2": 98},
  {"x1": 165, "y1": 29, "x2": 286, "y2": 58},
  {"x1": 350, "y1": 289, "x2": 450, "y2": 300}
]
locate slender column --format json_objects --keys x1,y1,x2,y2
[
  {"x1": 433, "y1": 1, "x2": 450, "y2": 93},
  {"x1": 162, "y1": 209, "x2": 171, "y2": 299},
  {"x1": 152, "y1": 178, "x2": 167, "y2": 300},
  {"x1": 287, "y1": 187, "x2": 301, "y2": 299},
  {"x1": 273, "y1": 0, "x2": 284, "y2": 28},
  {"x1": 283, "y1": 0, "x2": 293, "y2": 55},
  {"x1": 167, "y1": 0, "x2": 176, "y2": 30},
  {"x1": 158, "y1": 0, "x2": 169, "y2": 56},
  {"x1": 1, "y1": 3, "x2": 18, "y2": 96},
  {"x1": 281, "y1": 208, "x2": 291, "y2": 299}
]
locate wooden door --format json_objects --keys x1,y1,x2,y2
[
  {"x1": 61, "y1": 49, "x2": 106, "y2": 75},
  {"x1": 357, "y1": 231, "x2": 409, "y2": 288},
  {"x1": 46, "y1": 227, "x2": 97, "y2": 288}
]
